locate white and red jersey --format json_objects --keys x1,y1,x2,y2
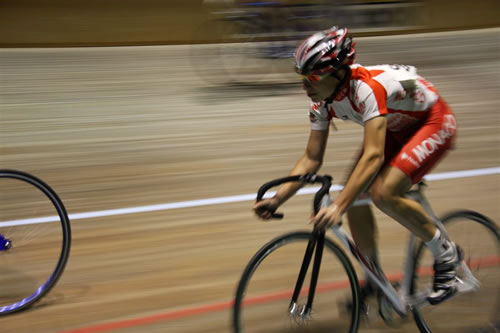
[{"x1": 308, "y1": 64, "x2": 440, "y2": 132}]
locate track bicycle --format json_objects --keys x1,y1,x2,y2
[
  {"x1": 0, "y1": 169, "x2": 71, "y2": 315},
  {"x1": 233, "y1": 173, "x2": 499, "y2": 332}
]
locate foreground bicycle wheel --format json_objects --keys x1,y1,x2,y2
[
  {"x1": 233, "y1": 231, "x2": 360, "y2": 333},
  {"x1": 0, "y1": 170, "x2": 71, "y2": 315},
  {"x1": 411, "y1": 211, "x2": 499, "y2": 333}
]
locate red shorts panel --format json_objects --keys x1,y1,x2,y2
[{"x1": 386, "y1": 98, "x2": 457, "y2": 183}]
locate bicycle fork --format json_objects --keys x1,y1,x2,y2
[{"x1": 288, "y1": 230, "x2": 325, "y2": 320}]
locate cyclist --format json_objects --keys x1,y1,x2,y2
[{"x1": 253, "y1": 26, "x2": 461, "y2": 306}]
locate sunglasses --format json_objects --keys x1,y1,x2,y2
[{"x1": 301, "y1": 72, "x2": 330, "y2": 82}]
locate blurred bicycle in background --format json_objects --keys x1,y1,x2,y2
[
  {"x1": 190, "y1": 0, "x2": 426, "y2": 85},
  {"x1": 190, "y1": 0, "x2": 338, "y2": 85}
]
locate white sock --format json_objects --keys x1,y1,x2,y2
[{"x1": 425, "y1": 229, "x2": 449, "y2": 260}]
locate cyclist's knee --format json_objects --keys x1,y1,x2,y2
[{"x1": 371, "y1": 184, "x2": 397, "y2": 210}]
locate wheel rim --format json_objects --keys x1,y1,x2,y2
[
  {"x1": 0, "y1": 170, "x2": 71, "y2": 314},
  {"x1": 233, "y1": 231, "x2": 360, "y2": 333}
]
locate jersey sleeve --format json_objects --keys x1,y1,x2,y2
[
  {"x1": 355, "y1": 80, "x2": 388, "y2": 123},
  {"x1": 308, "y1": 102, "x2": 330, "y2": 131}
]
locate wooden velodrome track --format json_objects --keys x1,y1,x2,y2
[{"x1": 0, "y1": 28, "x2": 499, "y2": 333}]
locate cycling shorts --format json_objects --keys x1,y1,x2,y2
[
  {"x1": 385, "y1": 98, "x2": 457, "y2": 184},
  {"x1": 347, "y1": 98, "x2": 457, "y2": 186}
]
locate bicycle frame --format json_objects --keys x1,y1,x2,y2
[
  {"x1": 330, "y1": 182, "x2": 481, "y2": 316},
  {"x1": 256, "y1": 174, "x2": 481, "y2": 320}
]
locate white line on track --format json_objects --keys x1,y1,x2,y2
[{"x1": 1, "y1": 167, "x2": 499, "y2": 227}]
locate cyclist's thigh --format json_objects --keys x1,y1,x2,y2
[
  {"x1": 371, "y1": 165, "x2": 413, "y2": 198},
  {"x1": 388, "y1": 99, "x2": 457, "y2": 185}
]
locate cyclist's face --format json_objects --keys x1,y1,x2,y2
[{"x1": 302, "y1": 73, "x2": 342, "y2": 103}]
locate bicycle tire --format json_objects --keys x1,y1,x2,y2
[
  {"x1": 233, "y1": 231, "x2": 360, "y2": 333},
  {"x1": 410, "y1": 210, "x2": 499, "y2": 333},
  {"x1": 0, "y1": 169, "x2": 71, "y2": 315}
]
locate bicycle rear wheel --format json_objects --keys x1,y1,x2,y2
[
  {"x1": 233, "y1": 231, "x2": 360, "y2": 333},
  {"x1": 0, "y1": 170, "x2": 71, "y2": 315},
  {"x1": 411, "y1": 211, "x2": 499, "y2": 332}
]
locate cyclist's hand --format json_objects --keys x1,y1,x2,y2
[
  {"x1": 253, "y1": 198, "x2": 280, "y2": 220},
  {"x1": 310, "y1": 204, "x2": 342, "y2": 230}
]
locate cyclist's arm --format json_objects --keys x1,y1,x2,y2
[
  {"x1": 274, "y1": 128, "x2": 329, "y2": 205},
  {"x1": 334, "y1": 115, "x2": 386, "y2": 212}
]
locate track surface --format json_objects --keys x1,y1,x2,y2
[{"x1": 0, "y1": 28, "x2": 499, "y2": 332}]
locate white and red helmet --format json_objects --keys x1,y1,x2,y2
[{"x1": 294, "y1": 26, "x2": 356, "y2": 75}]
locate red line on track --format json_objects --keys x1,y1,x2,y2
[{"x1": 59, "y1": 256, "x2": 500, "y2": 333}]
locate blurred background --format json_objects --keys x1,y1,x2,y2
[
  {"x1": 0, "y1": 0, "x2": 499, "y2": 332},
  {"x1": 0, "y1": 0, "x2": 499, "y2": 46}
]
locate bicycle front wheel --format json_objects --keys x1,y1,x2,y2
[
  {"x1": 411, "y1": 211, "x2": 499, "y2": 332},
  {"x1": 0, "y1": 170, "x2": 71, "y2": 315},
  {"x1": 233, "y1": 231, "x2": 360, "y2": 333}
]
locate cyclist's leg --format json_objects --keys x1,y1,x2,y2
[
  {"x1": 344, "y1": 204, "x2": 381, "y2": 316},
  {"x1": 370, "y1": 167, "x2": 436, "y2": 241},
  {"x1": 370, "y1": 98, "x2": 457, "y2": 241},
  {"x1": 344, "y1": 140, "x2": 400, "y2": 303},
  {"x1": 346, "y1": 131, "x2": 402, "y2": 263},
  {"x1": 371, "y1": 167, "x2": 461, "y2": 305},
  {"x1": 343, "y1": 133, "x2": 414, "y2": 317},
  {"x1": 346, "y1": 203, "x2": 378, "y2": 260},
  {"x1": 370, "y1": 99, "x2": 460, "y2": 304}
]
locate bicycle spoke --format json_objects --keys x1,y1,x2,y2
[{"x1": 0, "y1": 170, "x2": 70, "y2": 315}]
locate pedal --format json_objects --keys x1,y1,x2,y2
[
  {"x1": 361, "y1": 296, "x2": 381, "y2": 325},
  {"x1": 379, "y1": 294, "x2": 407, "y2": 327},
  {"x1": 378, "y1": 283, "x2": 408, "y2": 327}
]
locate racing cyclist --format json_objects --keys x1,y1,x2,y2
[{"x1": 253, "y1": 26, "x2": 462, "y2": 308}]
